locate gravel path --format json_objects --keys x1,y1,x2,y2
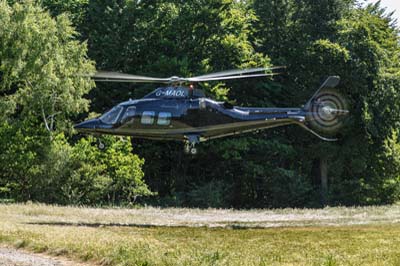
[{"x1": 0, "y1": 247, "x2": 86, "y2": 266}]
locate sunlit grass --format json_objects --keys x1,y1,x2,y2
[{"x1": 0, "y1": 203, "x2": 400, "y2": 265}]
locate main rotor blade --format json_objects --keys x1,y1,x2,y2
[
  {"x1": 92, "y1": 66, "x2": 285, "y2": 84},
  {"x1": 190, "y1": 66, "x2": 285, "y2": 80},
  {"x1": 188, "y1": 72, "x2": 282, "y2": 82},
  {"x1": 93, "y1": 71, "x2": 171, "y2": 83}
]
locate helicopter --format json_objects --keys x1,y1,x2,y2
[{"x1": 74, "y1": 67, "x2": 349, "y2": 154}]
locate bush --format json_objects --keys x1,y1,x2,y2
[
  {"x1": 58, "y1": 135, "x2": 153, "y2": 205},
  {"x1": 0, "y1": 126, "x2": 152, "y2": 205},
  {"x1": 0, "y1": 120, "x2": 48, "y2": 201}
]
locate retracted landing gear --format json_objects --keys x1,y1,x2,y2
[{"x1": 184, "y1": 135, "x2": 200, "y2": 155}]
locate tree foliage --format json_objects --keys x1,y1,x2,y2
[
  {"x1": 0, "y1": 0, "x2": 150, "y2": 204},
  {"x1": 2, "y1": 0, "x2": 400, "y2": 207},
  {"x1": 0, "y1": 0, "x2": 94, "y2": 136},
  {"x1": 252, "y1": 0, "x2": 400, "y2": 205},
  {"x1": 57, "y1": 134, "x2": 151, "y2": 205}
]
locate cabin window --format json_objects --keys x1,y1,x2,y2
[
  {"x1": 121, "y1": 106, "x2": 136, "y2": 123},
  {"x1": 141, "y1": 111, "x2": 155, "y2": 125},
  {"x1": 99, "y1": 106, "x2": 123, "y2": 125},
  {"x1": 157, "y1": 112, "x2": 171, "y2": 126}
]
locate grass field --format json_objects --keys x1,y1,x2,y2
[{"x1": 0, "y1": 204, "x2": 400, "y2": 265}]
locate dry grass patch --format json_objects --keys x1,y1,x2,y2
[{"x1": 0, "y1": 203, "x2": 399, "y2": 265}]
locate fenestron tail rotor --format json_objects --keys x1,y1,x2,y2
[
  {"x1": 307, "y1": 89, "x2": 349, "y2": 134},
  {"x1": 90, "y1": 66, "x2": 286, "y2": 84}
]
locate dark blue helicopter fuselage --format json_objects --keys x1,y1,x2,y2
[{"x1": 75, "y1": 86, "x2": 307, "y2": 143}]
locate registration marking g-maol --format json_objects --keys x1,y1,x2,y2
[{"x1": 156, "y1": 88, "x2": 188, "y2": 97}]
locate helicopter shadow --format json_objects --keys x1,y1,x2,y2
[
  {"x1": 25, "y1": 221, "x2": 255, "y2": 230},
  {"x1": 26, "y1": 221, "x2": 185, "y2": 229}
]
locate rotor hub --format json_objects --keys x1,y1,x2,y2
[{"x1": 169, "y1": 76, "x2": 183, "y2": 82}]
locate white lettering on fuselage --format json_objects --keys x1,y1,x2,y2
[{"x1": 156, "y1": 88, "x2": 187, "y2": 97}]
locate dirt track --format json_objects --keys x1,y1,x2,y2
[{"x1": 0, "y1": 247, "x2": 87, "y2": 266}]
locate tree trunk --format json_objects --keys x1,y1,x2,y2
[{"x1": 320, "y1": 157, "x2": 328, "y2": 206}]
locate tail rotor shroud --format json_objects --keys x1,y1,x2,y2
[{"x1": 306, "y1": 89, "x2": 349, "y2": 134}]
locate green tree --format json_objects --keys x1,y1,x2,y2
[
  {"x1": 79, "y1": 0, "x2": 274, "y2": 207},
  {"x1": 327, "y1": 3, "x2": 400, "y2": 204},
  {"x1": 0, "y1": 0, "x2": 94, "y2": 201},
  {"x1": 253, "y1": 0, "x2": 400, "y2": 205},
  {"x1": 0, "y1": 0, "x2": 95, "y2": 138},
  {"x1": 0, "y1": 0, "x2": 150, "y2": 204},
  {"x1": 12, "y1": 0, "x2": 400, "y2": 207},
  {"x1": 40, "y1": 0, "x2": 89, "y2": 27}
]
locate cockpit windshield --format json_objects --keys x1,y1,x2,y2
[{"x1": 99, "y1": 106, "x2": 123, "y2": 125}]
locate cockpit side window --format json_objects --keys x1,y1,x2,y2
[
  {"x1": 121, "y1": 106, "x2": 136, "y2": 124},
  {"x1": 99, "y1": 106, "x2": 123, "y2": 125},
  {"x1": 141, "y1": 111, "x2": 155, "y2": 125},
  {"x1": 157, "y1": 112, "x2": 171, "y2": 126}
]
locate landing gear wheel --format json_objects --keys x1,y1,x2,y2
[
  {"x1": 98, "y1": 141, "x2": 105, "y2": 150},
  {"x1": 190, "y1": 147, "x2": 197, "y2": 155}
]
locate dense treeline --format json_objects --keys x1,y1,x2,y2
[{"x1": 1, "y1": 0, "x2": 400, "y2": 208}]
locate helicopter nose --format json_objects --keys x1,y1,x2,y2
[{"x1": 74, "y1": 119, "x2": 99, "y2": 132}]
